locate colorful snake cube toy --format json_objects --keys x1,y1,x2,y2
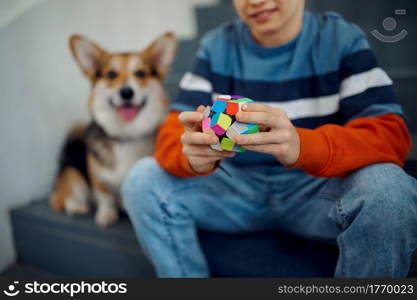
[{"x1": 202, "y1": 95, "x2": 260, "y2": 152}]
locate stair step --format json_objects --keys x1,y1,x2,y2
[
  {"x1": 10, "y1": 200, "x2": 155, "y2": 278},
  {"x1": 392, "y1": 77, "x2": 417, "y2": 133},
  {"x1": 306, "y1": 0, "x2": 417, "y2": 17},
  {"x1": 171, "y1": 39, "x2": 200, "y2": 74},
  {"x1": 195, "y1": 3, "x2": 236, "y2": 36},
  {"x1": 165, "y1": 71, "x2": 183, "y2": 102}
]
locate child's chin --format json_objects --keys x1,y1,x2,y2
[{"x1": 251, "y1": 19, "x2": 282, "y2": 33}]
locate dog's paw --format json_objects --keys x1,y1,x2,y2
[
  {"x1": 65, "y1": 197, "x2": 90, "y2": 215},
  {"x1": 95, "y1": 206, "x2": 119, "y2": 227}
]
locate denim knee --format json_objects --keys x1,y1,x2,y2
[
  {"x1": 344, "y1": 163, "x2": 417, "y2": 226},
  {"x1": 122, "y1": 157, "x2": 165, "y2": 216},
  {"x1": 349, "y1": 163, "x2": 405, "y2": 192}
]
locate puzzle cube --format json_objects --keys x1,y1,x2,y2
[{"x1": 201, "y1": 95, "x2": 260, "y2": 152}]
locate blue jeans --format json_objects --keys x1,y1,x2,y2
[{"x1": 122, "y1": 157, "x2": 417, "y2": 277}]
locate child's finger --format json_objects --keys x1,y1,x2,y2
[
  {"x1": 184, "y1": 144, "x2": 235, "y2": 157},
  {"x1": 241, "y1": 144, "x2": 278, "y2": 154},
  {"x1": 202, "y1": 128, "x2": 216, "y2": 136},
  {"x1": 235, "y1": 111, "x2": 277, "y2": 127},
  {"x1": 190, "y1": 155, "x2": 227, "y2": 164},
  {"x1": 259, "y1": 125, "x2": 271, "y2": 132},
  {"x1": 242, "y1": 103, "x2": 287, "y2": 118},
  {"x1": 179, "y1": 111, "x2": 204, "y2": 130},
  {"x1": 240, "y1": 103, "x2": 269, "y2": 112},
  {"x1": 196, "y1": 105, "x2": 206, "y2": 113},
  {"x1": 235, "y1": 132, "x2": 286, "y2": 145},
  {"x1": 181, "y1": 131, "x2": 218, "y2": 145},
  {"x1": 236, "y1": 111, "x2": 289, "y2": 129}
]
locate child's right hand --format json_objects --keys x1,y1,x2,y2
[{"x1": 179, "y1": 105, "x2": 236, "y2": 174}]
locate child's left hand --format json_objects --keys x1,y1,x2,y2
[{"x1": 235, "y1": 103, "x2": 300, "y2": 166}]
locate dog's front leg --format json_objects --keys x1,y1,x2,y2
[{"x1": 92, "y1": 183, "x2": 119, "y2": 227}]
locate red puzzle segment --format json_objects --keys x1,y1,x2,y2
[{"x1": 226, "y1": 102, "x2": 239, "y2": 115}]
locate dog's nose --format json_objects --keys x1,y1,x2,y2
[{"x1": 120, "y1": 86, "x2": 134, "y2": 101}]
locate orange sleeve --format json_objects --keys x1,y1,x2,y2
[
  {"x1": 290, "y1": 114, "x2": 411, "y2": 177},
  {"x1": 154, "y1": 111, "x2": 217, "y2": 178}
]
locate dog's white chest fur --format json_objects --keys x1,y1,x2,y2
[{"x1": 98, "y1": 137, "x2": 154, "y2": 191}]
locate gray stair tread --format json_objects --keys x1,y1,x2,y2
[
  {"x1": 13, "y1": 200, "x2": 136, "y2": 245},
  {"x1": 171, "y1": 40, "x2": 200, "y2": 74},
  {"x1": 195, "y1": 3, "x2": 236, "y2": 36},
  {"x1": 11, "y1": 199, "x2": 155, "y2": 277}
]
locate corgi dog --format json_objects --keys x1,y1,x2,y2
[{"x1": 50, "y1": 32, "x2": 177, "y2": 227}]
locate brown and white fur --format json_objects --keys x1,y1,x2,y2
[{"x1": 50, "y1": 32, "x2": 177, "y2": 227}]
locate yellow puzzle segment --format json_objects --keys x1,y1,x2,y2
[{"x1": 217, "y1": 113, "x2": 232, "y2": 130}]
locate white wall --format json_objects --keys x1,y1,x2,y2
[
  {"x1": 0, "y1": 0, "x2": 219, "y2": 272},
  {"x1": 0, "y1": 0, "x2": 44, "y2": 28}
]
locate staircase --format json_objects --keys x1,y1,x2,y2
[{"x1": 2, "y1": 0, "x2": 417, "y2": 277}]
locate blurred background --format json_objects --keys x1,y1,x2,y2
[{"x1": 0, "y1": 0, "x2": 416, "y2": 277}]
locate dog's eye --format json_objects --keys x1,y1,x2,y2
[
  {"x1": 135, "y1": 70, "x2": 147, "y2": 78},
  {"x1": 95, "y1": 69, "x2": 102, "y2": 78},
  {"x1": 107, "y1": 70, "x2": 118, "y2": 79}
]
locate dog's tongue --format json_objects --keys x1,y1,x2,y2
[{"x1": 118, "y1": 106, "x2": 140, "y2": 122}]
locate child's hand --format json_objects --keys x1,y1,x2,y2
[
  {"x1": 179, "y1": 105, "x2": 236, "y2": 173},
  {"x1": 235, "y1": 103, "x2": 300, "y2": 166}
]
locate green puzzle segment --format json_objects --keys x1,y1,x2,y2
[
  {"x1": 243, "y1": 124, "x2": 260, "y2": 134},
  {"x1": 230, "y1": 98, "x2": 254, "y2": 103},
  {"x1": 220, "y1": 137, "x2": 235, "y2": 151}
]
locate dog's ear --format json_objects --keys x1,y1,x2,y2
[
  {"x1": 144, "y1": 32, "x2": 177, "y2": 78},
  {"x1": 69, "y1": 35, "x2": 106, "y2": 79}
]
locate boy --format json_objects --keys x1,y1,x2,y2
[{"x1": 122, "y1": 0, "x2": 417, "y2": 277}]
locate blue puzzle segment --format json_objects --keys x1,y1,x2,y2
[
  {"x1": 212, "y1": 100, "x2": 228, "y2": 113},
  {"x1": 210, "y1": 113, "x2": 220, "y2": 127}
]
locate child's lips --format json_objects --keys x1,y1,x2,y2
[{"x1": 249, "y1": 7, "x2": 278, "y2": 23}]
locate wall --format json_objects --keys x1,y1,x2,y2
[
  {"x1": 0, "y1": 0, "x2": 219, "y2": 272},
  {"x1": 0, "y1": 0, "x2": 43, "y2": 28}
]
